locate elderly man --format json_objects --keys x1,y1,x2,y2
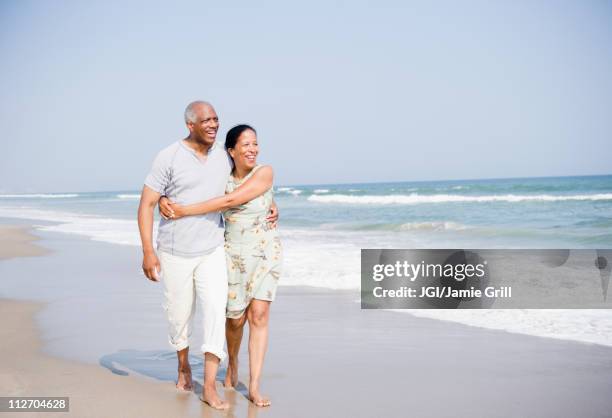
[{"x1": 137, "y1": 101, "x2": 277, "y2": 409}]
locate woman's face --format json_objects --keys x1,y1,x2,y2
[{"x1": 229, "y1": 129, "x2": 259, "y2": 170}]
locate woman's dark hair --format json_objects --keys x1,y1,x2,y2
[{"x1": 225, "y1": 124, "x2": 256, "y2": 151}]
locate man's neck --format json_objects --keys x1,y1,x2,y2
[{"x1": 184, "y1": 136, "x2": 213, "y2": 156}]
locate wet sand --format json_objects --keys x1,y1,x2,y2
[
  {"x1": 0, "y1": 298, "x2": 241, "y2": 418},
  {"x1": 1, "y1": 225, "x2": 612, "y2": 417},
  {"x1": 0, "y1": 225, "x2": 50, "y2": 260}
]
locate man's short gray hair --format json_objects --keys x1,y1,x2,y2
[{"x1": 184, "y1": 100, "x2": 212, "y2": 124}]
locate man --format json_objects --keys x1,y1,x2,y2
[{"x1": 137, "y1": 101, "x2": 277, "y2": 409}]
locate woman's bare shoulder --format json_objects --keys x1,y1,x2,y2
[{"x1": 254, "y1": 165, "x2": 274, "y2": 178}]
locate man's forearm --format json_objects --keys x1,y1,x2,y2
[{"x1": 138, "y1": 203, "x2": 156, "y2": 254}]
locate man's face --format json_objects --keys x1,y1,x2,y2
[{"x1": 188, "y1": 105, "x2": 219, "y2": 145}]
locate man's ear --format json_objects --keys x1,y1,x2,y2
[{"x1": 186, "y1": 122, "x2": 194, "y2": 134}]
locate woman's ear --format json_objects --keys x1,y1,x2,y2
[{"x1": 228, "y1": 148, "x2": 235, "y2": 159}]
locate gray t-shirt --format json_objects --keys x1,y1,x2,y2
[{"x1": 144, "y1": 140, "x2": 233, "y2": 257}]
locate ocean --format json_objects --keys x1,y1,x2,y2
[{"x1": 1, "y1": 174, "x2": 612, "y2": 347}]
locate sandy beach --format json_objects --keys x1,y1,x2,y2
[{"x1": 1, "y1": 224, "x2": 612, "y2": 418}]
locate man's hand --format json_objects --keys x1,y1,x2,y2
[
  {"x1": 266, "y1": 201, "x2": 279, "y2": 228},
  {"x1": 142, "y1": 251, "x2": 161, "y2": 282}
]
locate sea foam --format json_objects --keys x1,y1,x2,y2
[{"x1": 309, "y1": 193, "x2": 612, "y2": 205}]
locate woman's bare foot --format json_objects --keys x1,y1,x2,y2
[
  {"x1": 200, "y1": 385, "x2": 229, "y2": 410},
  {"x1": 176, "y1": 366, "x2": 193, "y2": 391},
  {"x1": 223, "y1": 359, "x2": 239, "y2": 388},
  {"x1": 248, "y1": 389, "x2": 271, "y2": 407}
]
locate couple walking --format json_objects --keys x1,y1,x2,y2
[{"x1": 137, "y1": 101, "x2": 282, "y2": 409}]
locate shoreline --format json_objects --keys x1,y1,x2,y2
[{"x1": 3, "y1": 216, "x2": 611, "y2": 349}]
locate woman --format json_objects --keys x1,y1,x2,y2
[{"x1": 159, "y1": 124, "x2": 281, "y2": 407}]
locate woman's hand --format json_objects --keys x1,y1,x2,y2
[
  {"x1": 169, "y1": 202, "x2": 187, "y2": 219},
  {"x1": 158, "y1": 197, "x2": 187, "y2": 220},
  {"x1": 158, "y1": 196, "x2": 174, "y2": 220}
]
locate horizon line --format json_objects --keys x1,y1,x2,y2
[{"x1": 1, "y1": 172, "x2": 611, "y2": 195}]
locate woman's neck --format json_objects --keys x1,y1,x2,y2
[{"x1": 233, "y1": 165, "x2": 254, "y2": 181}]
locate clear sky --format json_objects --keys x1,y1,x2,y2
[{"x1": 1, "y1": 0, "x2": 611, "y2": 192}]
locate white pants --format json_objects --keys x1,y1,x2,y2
[{"x1": 159, "y1": 245, "x2": 228, "y2": 361}]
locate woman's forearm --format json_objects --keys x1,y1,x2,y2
[
  {"x1": 183, "y1": 195, "x2": 232, "y2": 216},
  {"x1": 183, "y1": 189, "x2": 266, "y2": 215},
  {"x1": 182, "y1": 166, "x2": 274, "y2": 216}
]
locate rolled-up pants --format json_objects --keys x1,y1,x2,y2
[{"x1": 159, "y1": 245, "x2": 228, "y2": 361}]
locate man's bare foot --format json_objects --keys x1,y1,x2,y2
[
  {"x1": 201, "y1": 385, "x2": 229, "y2": 410},
  {"x1": 223, "y1": 359, "x2": 238, "y2": 388},
  {"x1": 176, "y1": 366, "x2": 193, "y2": 391},
  {"x1": 249, "y1": 389, "x2": 271, "y2": 407}
]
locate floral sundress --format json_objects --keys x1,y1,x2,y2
[{"x1": 223, "y1": 165, "x2": 283, "y2": 319}]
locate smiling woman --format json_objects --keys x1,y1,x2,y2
[{"x1": 226, "y1": 125, "x2": 259, "y2": 173}]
